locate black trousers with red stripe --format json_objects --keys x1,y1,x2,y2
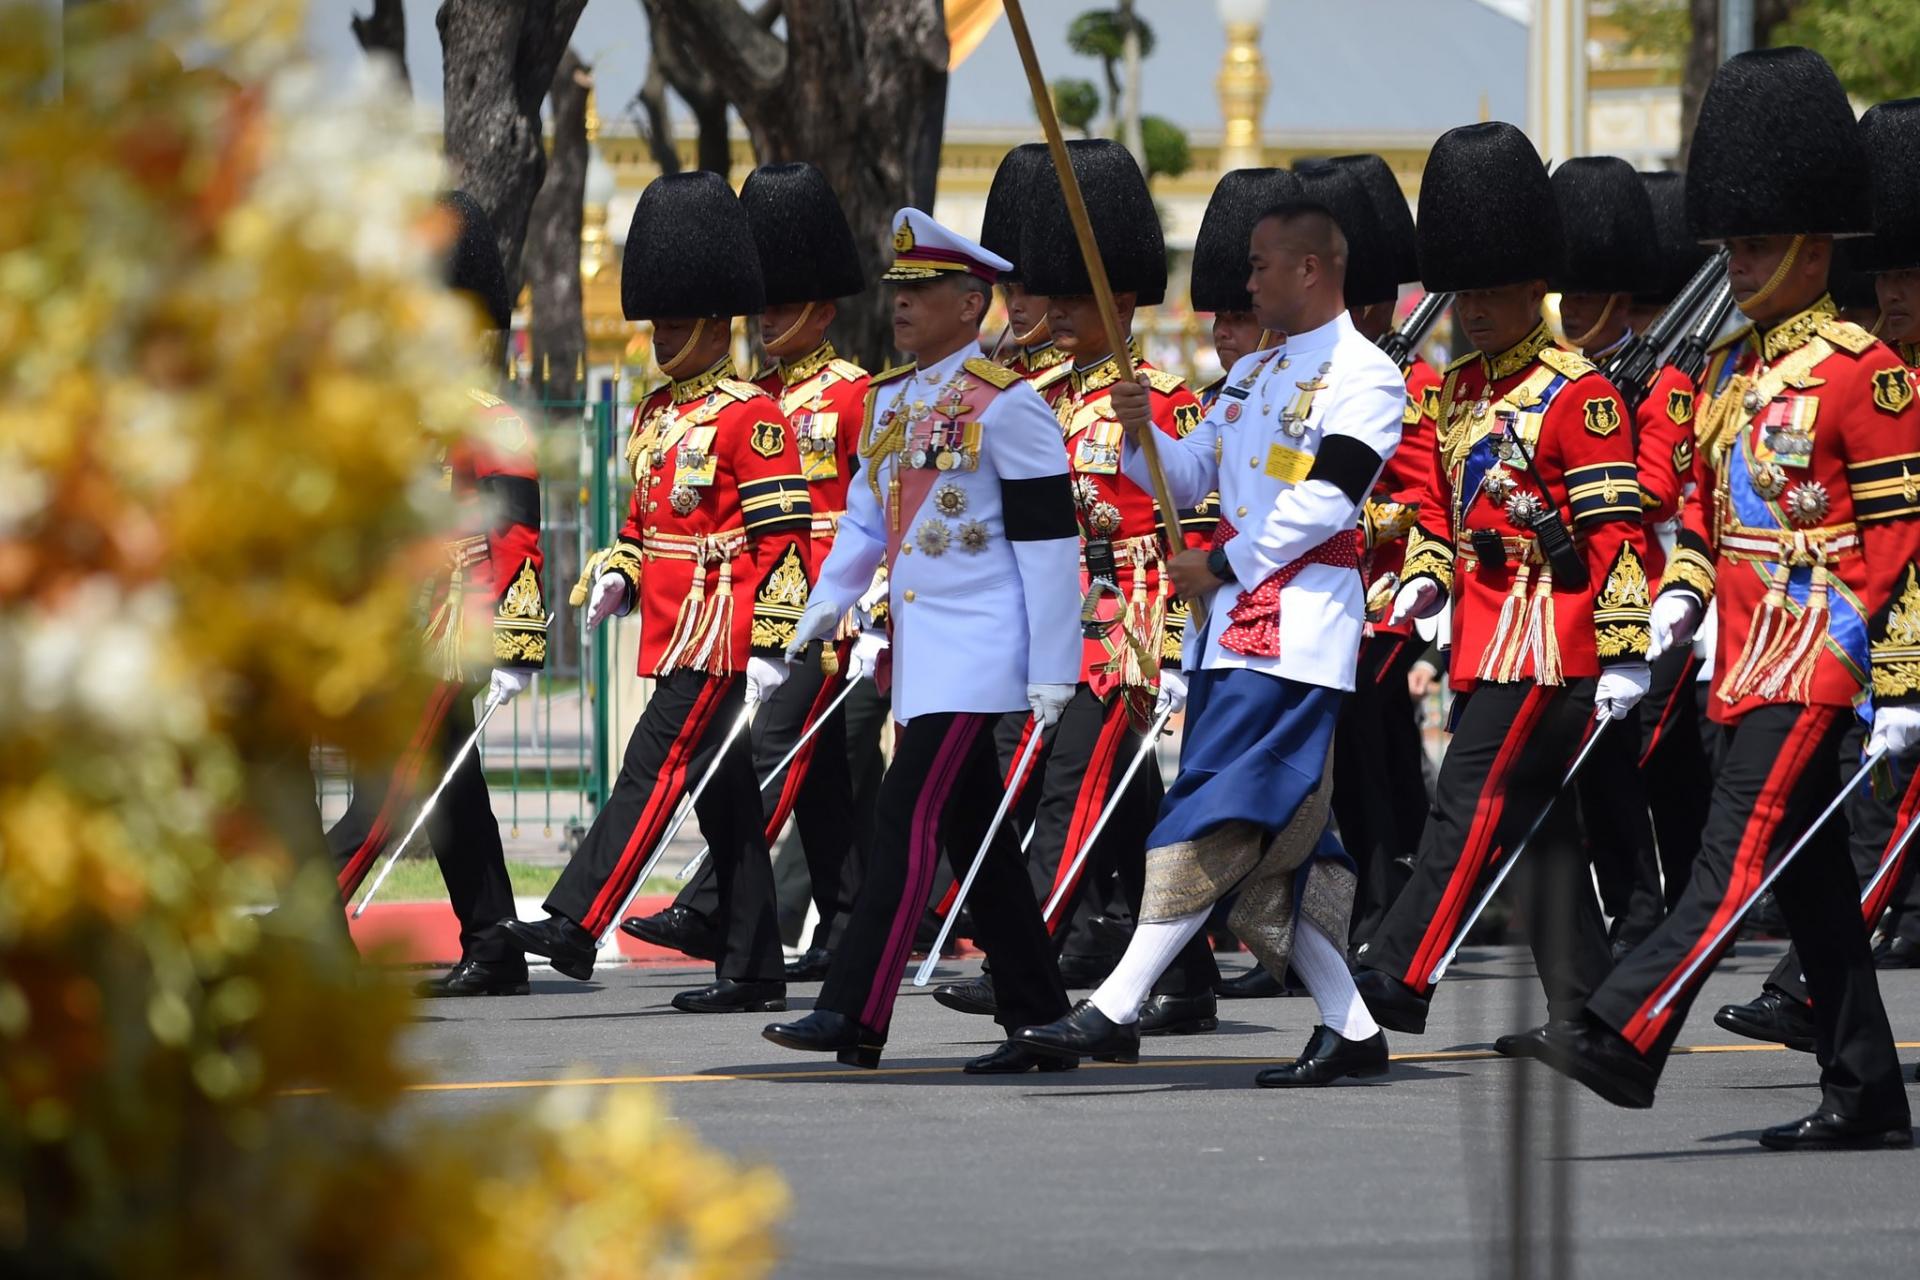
[
  {"x1": 672, "y1": 642, "x2": 861, "y2": 951},
  {"x1": 1335, "y1": 631, "x2": 1429, "y2": 946},
  {"x1": 818, "y1": 711, "x2": 1070, "y2": 1041},
  {"x1": 544, "y1": 670, "x2": 782, "y2": 982},
  {"x1": 1359, "y1": 677, "x2": 1611, "y2": 1021},
  {"x1": 1639, "y1": 646, "x2": 1713, "y2": 906},
  {"x1": 1588, "y1": 704, "x2": 1908, "y2": 1121},
  {"x1": 329, "y1": 682, "x2": 516, "y2": 963}
]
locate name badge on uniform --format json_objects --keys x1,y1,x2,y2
[
  {"x1": 674, "y1": 425, "x2": 718, "y2": 488},
  {"x1": 1073, "y1": 417, "x2": 1124, "y2": 475},
  {"x1": 1265, "y1": 442, "x2": 1313, "y2": 485}
]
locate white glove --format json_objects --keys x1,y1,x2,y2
[
  {"x1": 1594, "y1": 661, "x2": 1651, "y2": 721},
  {"x1": 1387, "y1": 578, "x2": 1444, "y2": 628},
  {"x1": 1027, "y1": 682, "x2": 1074, "y2": 729},
  {"x1": 1154, "y1": 669, "x2": 1188, "y2": 718},
  {"x1": 745, "y1": 655, "x2": 788, "y2": 706},
  {"x1": 587, "y1": 572, "x2": 628, "y2": 628},
  {"x1": 1647, "y1": 592, "x2": 1703, "y2": 663},
  {"x1": 785, "y1": 599, "x2": 839, "y2": 663},
  {"x1": 487, "y1": 667, "x2": 530, "y2": 707},
  {"x1": 848, "y1": 630, "x2": 889, "y2": 682},
  {"x1": 856, "y1": 573, "x2": 890, "y2": 616},
  {"x1": 1868, "y1": 705, "x2": 1920, "y2": 759}
]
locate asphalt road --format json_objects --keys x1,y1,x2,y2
[{"x1": 399, "y1": 944, "x2": 1920, "y2": 1280}]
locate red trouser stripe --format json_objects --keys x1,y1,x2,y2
[
  {"x1": 580, "y1": 676, "x2": 728, "y2": 934},
  {"x1": 1624, "y1": 705, "x2": 1836, "y2": 1053},
  {"x1": 1862, "y1": 765, "x2": 1920, "y2": 925},
  {"x1": 1370, "y1": 635, "x2": 1409, "y2": 686},
  {"x1": 762, "y1": 656, "x2": 845, "y2": 847},
  {"x1": 1402, "y1": 684, "x2": 1555, "y2": 991},
  {"x1": 334, "y1": 681, "x2": 461, "y2": 901},
  {"x1": 1042, "y1": 698, "x2": 1133, "y2": 934},
  {"x1": 863, "y1": 715, "x2": 981, "y2": 1031},
  {"x1": 1637, "y1": 651, "x2": 1700, "y2": 769}
]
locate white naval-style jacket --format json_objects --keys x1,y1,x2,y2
[
  {"x1": 1124, "y1": 311, "x2": 1405, "y2": 692},
  {"x1": 812, "y1": 340, "x2": 1083, "y2": 722}
]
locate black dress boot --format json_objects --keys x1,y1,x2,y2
[
  {"x1": 783, "y1": 946, "x2": 833, "y2": 981},
  {"x1": 1537, "y1": 1016, "x2": 1657, "y2": 1109},
  {"x1": 671, "y1": 978, "x2": 787, "y2": 1013},
  {"x1": 1138, "y1": 991, "x2": 1219, "y2": 1036},
  {"x1": 1254, "y1": 1025, "x2": 1390, "y2": 1087},
  {"x1": 1493, "y1": 1019, "x2": 1582, "y2": 1061},
  {"x1": 499, "y1": 915, "x2": 597, "y2": 982},
  {"x1": 932, "y1": 972, "x2": 997, "y2": 1017},
  {"x1": 619, "y1": 904, "x2": 722, "y2": 962},
  {"x1": 1215, "y1": 964, "x2": 1293, "y2": 999},
  {"x1": 415, "y1": 956, "x2": 531, "y2": 998},
  {"x1": 1714, "y1": 987, "x2": 1816, "y2": 1052},
  {"x1": 1353, "y1": 968, "x2": 1430, "y2": 1035},
  {"x1": 963, "y1": 1041, "x2": 1078, "y2": 1075},
  {"x1": 1873, "y1": 935, "x2": 1919, "y2": 969},
  {"x1": 1013, "y1": 999, "x2": 1141, "y2": 1064},
  {"x1": 1758, "y1": 1109, "x2": 1914, "y2": 1152},
  {"x1": 762, "y1": 1009, "x2": 883, "y2": 1069}
]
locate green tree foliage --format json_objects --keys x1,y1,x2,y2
[
  {"x1": 1141, "y1": 114, "x2": 1191, "y2": 179},
  {"x1": 1773, "y1": 0, "x2": 1920, "y2": 100},
  {"x1": 1067, "y1": 7, "x2": 1155, "y2": 131},
  {"x1": 1049, "y1": 77, "x2": 1101, "y2": 135}
]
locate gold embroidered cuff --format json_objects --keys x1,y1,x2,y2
[
  {"x1": 751, "y1": 542, "x2": 809, "y2": 654},
  {"x1": 1361, "y1": 499, "x2": 1418, "y2": 550},
  {"x1": 1402, "y1": 527, "x2": 1455, "y2": 593},
  {"x1": 1663, "y1": 547, "x2": 1716, "y2": 606},
  {"x1": 1161, "y1": 598, "x2": 1189, "y2": 663}
]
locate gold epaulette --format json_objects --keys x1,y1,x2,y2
[
  {"x1": 719, "y1": 377, "x2": 770, "y2": 402},
  {"x1": 964, "y1": 356, "x2": 1021, "y2": 389},
  {"x1": 1443, "y1": 350, "x2": 1479, "y2": 375},
  {"x1": 467, "y1": 387, "x2": 505, "y2": 408},
  {"x1": 1029, "y1": 361, "x2": 1075, "y2": 393},
  {"x1": 1817, "y1": 317, "x2": 1876, "y2": 355},
  {"x1": 1538, "y1": 347, "x2": 1597, "y2": 380},
  {"x1": 869, "y1": 362, "x2": 915, "y2": 386},
  {"x1": 1143, "y1": 367, "x2": 1186, "y2": 394},
  {"x1": 829, "y1": 357, "x2": 868, "y2": 382}
]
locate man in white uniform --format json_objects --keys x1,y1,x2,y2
[
  {"x1": 1017, "y1": 199, "x2": 1408, "y2": 1086},
  {"x1": 762, "y1": 209, "x2": 1085, "y2": 1071}
]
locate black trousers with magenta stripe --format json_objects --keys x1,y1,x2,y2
[
  {"x1": 543, "y1": 669, "x2": 783, "y2": 982},
  {"x1": 1587, "y1": 703, "x2": 1908, "y2": 1121}
]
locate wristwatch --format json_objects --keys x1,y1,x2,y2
[{"x1": 1206, "y1": 548, "x2": 1231, "y2": 581}]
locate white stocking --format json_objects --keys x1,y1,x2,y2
[
  {"x1": 1088, "y1": 906, "x2": 1210, "y2": 1024},
  {"x1": 1291, "y1": 915, "x2": 1379, "y2": 1041}
]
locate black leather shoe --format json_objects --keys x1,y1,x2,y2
[
  {"x1": 671, "y1": 978, "x2": 786, "y2": 1013},
  {"x1": 963, "y1": 1040, "x2": 1078, "y2": 1075},
  {"x1": 619, "y1": 904, "x2": 721, "y2": 962},
  {"x1": 1254, "y1": 1025, "x2": 1390, "y2": 1087},
  {"x1": 499, "y1": 915, "x2": 596, "y2": 981},
  {"x1": 762, "y1": 1009, "x2": 884, "y2": 1069},
  {"x1": 933, "y1": 973, "x2": 997, "y2": 1017},
  {"x1": 1714, "y1": 987, "x2": 1816, "y2": 1053},
  {"x1": 1215, "y1": 964, "x2": 1289, "y2": 999},
  {"x1": 1493, "y1": 1019, "x2": 1579, "y2": 1061},
  {"x1": 1014, "y1": 999, "x2": 1141, "y2": 1064},
  {"x1": 1086, "y1": 914, "x2": 1136, "y2": 948},
  {"x1": 1758, "y1": 1109, "x2": 1914, "y2": 1152},
  {"x1": 1138, "y1": 991, "x2": 1219, "y2": 1036},
  {"x1": 783, "y1": 946, "x2": 833, "y2": 981},
  {"x1": 415, "y1": 957, "x2": 530, "y2": 998},
  {"x1": 1353, "y1": 968, "x2": 1430, "y2": 1035},
  {"x1": 1056, "y1": 953, "x2": 1117, "y2": 987},
  {"x1": 1873, "y1": 934, "x2": 1919, "y2": 969},
  {"x1": 1537, "y1": 1018, "x2": 1657, "y2": 1109}
]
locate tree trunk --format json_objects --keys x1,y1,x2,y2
[
  {"x1": 351, "y1": 0, "x2": 410, "y2": 92},
  {"x1": 1678, "y1": 0, "x2": 1720, "y2": 164},
  {"x1": 639, "y1": 0, "x2": 743, "y2": 179},
  {"x1": 659, "y1": 0, "x2": 949, "y2": 369},
  {"x1": 525, "y1": 49, "x2": 590, "y2": 408},
  {"x1": 437, "y1": 0, "x2": 588, "y2": 296}
]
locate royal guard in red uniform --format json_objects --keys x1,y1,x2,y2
[
  {"x1": 500, "y1": 173, "x2": 811, "y2": 1013},
  {"x1": 626, "y1": 163, "x2": 872, "y2": 984},
  {"x1": 1352, "y1": 123, "x2": 1653, "y2": 1045},
  {"x1": 1541, "y1": 50, "x2": 1917, "y2": 1149},
  {"x1": 929, "y1": 139, "x2": 1220, "y2": 1032},
  {"x1": 332, "y1": 191, "x2": 549, "y2": 998},
  {"x1": 1714, "y1": 96, "x2": 1920, "y2": 1066},
  {"x1": 980, "y1": 143, "x2": 1069, "y2": 382},
  {"x1": 1303, "y1": 154, "x2": 1434, "y2": 952}
]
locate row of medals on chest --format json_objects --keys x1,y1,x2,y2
[
  {"x1": 896, "y1": 372, "x2": 980, "y2": 473},
  {"x1": 1736, "y1": 380, "x2": 1831, "y2": 528},
  {"x1": 639, "y1": 377, "x2": 845, "y2": 518},
  {"x1": 1464, "y1": 393, "x2": 1553, "y2": 528}
]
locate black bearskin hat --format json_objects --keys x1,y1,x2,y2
[
  {"x1": 1857, "y1": 98, "x2": 1920, "y2": 274},
  {"x1": 621, "y1": 171, "x2": 765, "y2": 320},
  {"x1": 1295, "y1": 159, "x2": 1394, "y2": 307},
  {"x1": 1416, "y1": 122, "x2": 1562, "y2": 292},
  {"x1": 1685, "y1": 47, "x2": 1869, "y2": 240},
  {"x1": 1020, "y1": 138, "x2": 1167, "y2": 305},
  {"x1": 1637, "y1": 170, "x2": 1710, "y2": 305},
  {"x1": 439, "y1": 190, "x2": 511, "y2": 332},
  {"x1": 1190, "y1": 168, "x2": 1300, "y2": 313},
  {"x1": 739, "y1": 162, "x2": 864, "y2": 305},
  {"x1": 980, "y1": 143, "x2": 1051, "y2": 283},
  {"x1": 1328, "y1": 153, "x2": 1420, "y2": 290},
  {"x1": 1551, "y1": 156, "x2": 1660, "y2": 297}
]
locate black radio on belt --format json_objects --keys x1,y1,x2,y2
[
  {"x1": 1469, "y1": 528, "x2": 1508, "y2": 568},
  {"x1": 1084, "y1": 536, "x2": 1118, "y2": 585}
]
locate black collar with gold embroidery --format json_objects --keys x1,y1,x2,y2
[
  {"x1": 1068, "y1": 335, "x2": 1147, "y2": 396},
  {"x1": 670, "y1": 356, "x2": 738, "y2": 404},
  {"x1": 1760, "y1": 295, "x2": 1837, "y2": 362},
  {"x1": 778, "y1": 342, "x2": 837, "y2": 387},
  {"x1": 1484, "y1": 322, "x2": 1556, "y2": 381},
  {"x1": 1024, "y1": 341, "x2": 1069, "y2": 372}
]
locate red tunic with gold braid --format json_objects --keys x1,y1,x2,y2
[
  {"x1": 1401, "y1": 322, "x2": 1652, "y2": 692},
  {"x1": 753, "y1": 342, "x2": 870, "y2": 551},
  {"x1": 1008, "y1": 341, "x2": 1070, "y2": 383},
  {"x1": 426, "y1": 388, "x2": 549, "y2": 679},
  {"x1": 1657, "y1": 298, "x2": 1920, "y2": 722},
  {"x1": 585, "y1": 357, "x2": 814, "y2": 678},
  {"x1": 1032, "y1": 348, "x2": 1205, "y2": 696},
  {"x1": 1633, "y1": 362, "x2": 1703, "y2": 585},
  {"x1": 1363, "y1": 355, "x2": 1443, "y2": 637}
]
